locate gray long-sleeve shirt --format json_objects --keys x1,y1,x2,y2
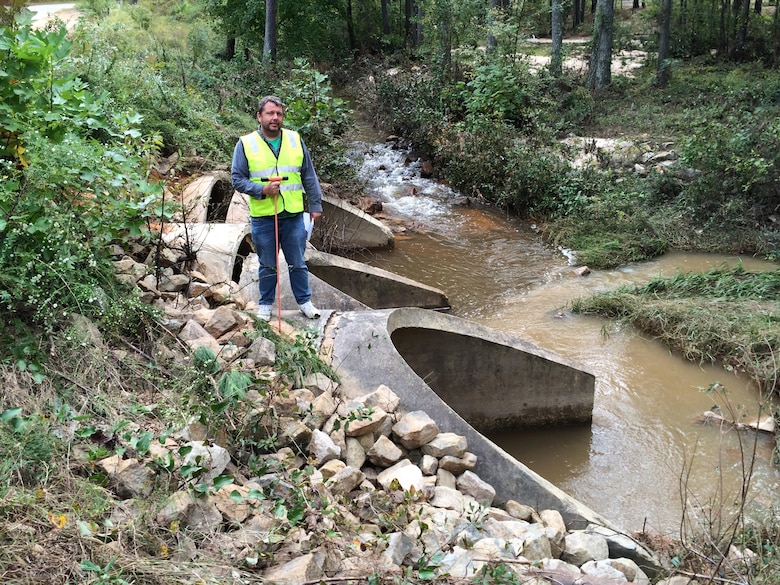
[{"x1": 231, "y1": 128, "x2": 324, "y2": 214}]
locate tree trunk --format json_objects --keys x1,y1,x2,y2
[
  {"x1": 405, "y1": 0, "x2": 413, "y2": 46},
  {"x1": 657, "y1": 0, "x2": 672, "y2": 85},
  {"x1": 551, "y1": 0, "x2": 564, "y2": 76},
  {"x1": 382, "y1": 0, "x2": 390, "y2": 34},
  {"x1": 486, "y1": 0, "x2": 501, "y2": 52},
  {"x1": 413, "y1": 2, "x2": 423, "y2": 47},
  {"x1": 439, "y1": 13, "x2": 451, "y2": 75},
  {"x1": 346, "y1": 0, "x2": 356, "y2": 52},
  {"x1": 754, "y1": 0, "x2": 761, "y2": 14},
  {"x1": 736, "y1": 0, "x2": 750, "y2": 56},
  {"x1": 263, "y1": 0, "x2": 277, "y2": 63},
  {"x1": 572, "y1": 0, "x2": 583, "y2": 29},
  {"x1": 587, "y1": 0, "x2": 614, "y2": 90},
  {"x1": 225, "y1": 37, "x2": 236, "y2": 60},
  {"x1": 774, "y1": 0, "x2": 780, "y2": 65}
]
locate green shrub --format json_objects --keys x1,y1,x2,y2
[
  {"x1": 373, "y1": 67, "x2": 449, "y2": 154},
  {"x1": 679, "y1": 111, "x2": 780, "y2": 226},
  {"x1": 0, "y1": 17, "x2": 165, "y2": 362},
  {"x1": 0, "y1": 409, "x2": 59, "y2": 493},
  {"x1": 279, "y1": 58, "x2": 355, "y2": 183},
  {"x1": 457, "y1": 59, "x2": 553, "y2": 133}
]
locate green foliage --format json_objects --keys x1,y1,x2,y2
[
  {"x1": 185, "y1": 347, "x2": 254, "y2": 431},
  {"x1": 679, "y1": 110, "x2": 780, "y2": 227},
  {"x1": 67, "y1": 16, "x2": 247, "y2": 160},
  {"x1": 434, "y1": 121, "x2": 568, "y2": 214},
  {"x1": 0, "y1": 16, "x2": 167, "y2": 352},
  {"x1": 0, "y1": 408, "x2": 59, "y2": 493},
  {"x1": 79, "y1": 558, "x2": 132, "y2": 585},
  {"x1": 373, "y1": 67, "x2": 449, "y2": 155},
  {"x1": 332, "y1": 405, "x2": 375, "y2": 434},
  {"x1": 472, "y1": 562, "x2": 523, "y2": 584},
  {"x1": 458, "y1": 59, "x2": 551, "y2": 132},
  {"x1": 548, "y1": 178, "x2": 668, "y2": 268},
  {"x1": 279, "y1": 58, "x2": 355, "y2": 182},
  {"x1": 262, "y1": 325, "x2": 338, "y2": 387},
  {"x1": 77, "y1": 0, "x2": 113, "y2": 20}
]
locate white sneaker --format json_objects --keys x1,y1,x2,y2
[
  {"x1": 299, "y1": 301, "x2": 321, "y2": 319},
  {"x1": 256, "y1": 304, "x2": 272, "y2": 321}
]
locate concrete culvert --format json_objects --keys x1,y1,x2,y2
[
  {"x1": 330, "y1": 307, "x2": 604, "y2": 529},
  {"x1": 177, "y1": 172, "x2": 234, "y2": 223}
]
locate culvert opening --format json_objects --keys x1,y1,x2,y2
[
  {"x1": 390, "y1": 326, "x2": 594, "y2": 432},
  {"x1": 233, "y1": 235, "x2": 254, "y2": 283},
  {"x1": 206, "y1": 176, "x2": 234, "y2": 222}
]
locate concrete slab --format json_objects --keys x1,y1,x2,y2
[
  {"x1": 329, "y1": 307, "x2": 606, "y2": 529},
  {"x1": 314, "y1": 194, "x2": 395, "y2": 251},
  {"x1": 305, "y1": 249, "x2": 450, "y2": 310}
]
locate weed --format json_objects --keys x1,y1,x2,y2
[
  {"x1": 260, "y1": 324, "x2": 339, "y2": 387},
  {"x1": 80, "y1": 559, "x2": 132, "y2": 585},
  {"x1": 0, "y1": 408, "x2": 59, "y2": 493}
]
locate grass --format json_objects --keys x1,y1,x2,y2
[
  {"x1": 580, "y1": 58, "x2": 780, "y2": 140},
  {"x1": 571, "y1": 265, "x2": 780, "y2": 392}
]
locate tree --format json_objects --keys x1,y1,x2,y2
[
  {"x1": 263, "y1": 0, "x2": 277, "y2": 63},
  {"x1": 550, "y1": 0, "x2": 564, "y2": 76},
  {"x1": 572, "y1": 0, "x2": 586, "y2": 30},
  {"x1": 586, "y1": 0, "x2": 613, "y2": 90},
  {"x1": 735, "y1": 0, "x2": 751, "y2": 57},
  {"x1": 657, "y1": 0, "x2": 672, "y2": 86},
  {"x1": 381, "y1": 0, "x2": 390, "y2": 34},
  {"x1": 486, "y1": 0, "x2": 500, "y2": 52},
  {"x1": 345, "y1": 0, "x2": 356, "y2": 52}
]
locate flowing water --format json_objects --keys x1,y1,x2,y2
[{"x1": 346, "y1": 137, "x2": 780, "y2": 535}]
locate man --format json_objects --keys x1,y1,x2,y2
[{"x1": 231, "y1": 95, "x2": 323, "y2": 321}]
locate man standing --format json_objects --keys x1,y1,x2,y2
[{"x1": 231, "y1": 95, "x2": 323, "y2": 321}]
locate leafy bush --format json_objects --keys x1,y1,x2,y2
[
  {"x1": 433, "y1": 121, "x2": 568, "y2": 214},
  {"x1": 457, "y1": 59, "x2": 554, "y2": 133},
  {"x1": 0, "y1": 16, "x2": 164, "y2": 349},
  {"x1": 279, "y1": 58, "x2": 355, "y2": 183},
  {"x1": 68, "y1": 17, "x2": 248, "y2": 160},
  {"x1": 679, "y1": 110, "x2": 780, "y2": 226},
  {"x1": 373, "y1": 67, "x2": 449, "y2": 154},
  {"x1": 547, "y1": 175, "x2": 668, "y2": 268}
]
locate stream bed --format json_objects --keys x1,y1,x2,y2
[{"x1": 346, "y1": 137, "x2": 780, "y2": 534}]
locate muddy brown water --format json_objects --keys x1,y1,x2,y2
[{"x1": 348, "y1": 138, "x2": 780, "y2": 535}]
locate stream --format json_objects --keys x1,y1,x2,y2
[{"x1": 345, "y1": 136, "x2": 780, "y2": 535}]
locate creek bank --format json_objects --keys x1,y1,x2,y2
[{"x1": 98, "y1": 240, "x2": 676, "y2": 583}]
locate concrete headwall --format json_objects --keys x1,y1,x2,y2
[
  {"x1": 306, "y1": 249, "x2": 450, "y2": 310},
  {"x1": 315, "y1": 194, "x2": 395, "y2": 251},
  {"x1": 390, "y1": 321, "x2": 595, "y2": 431},
  {"x1": 330, "y1": 307, "x2": 605, "y2": 529}
]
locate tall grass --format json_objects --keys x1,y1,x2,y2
[{"x1": 571, "y1": 265, "x2": 780, "y2": 393}]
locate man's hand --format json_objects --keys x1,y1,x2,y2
[
  {"x1": 310, "y1": 211, "x2": 322, "y2": 224},
  {"x1": 262, "y1": 179, "x2": 282, "y2": 197}
]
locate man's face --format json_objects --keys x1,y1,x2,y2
[{"x1": 258, "y1": 102, "x2": 284, "y2": 136}]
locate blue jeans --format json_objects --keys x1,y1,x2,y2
[{"x1": 250, "y1": 213, "x2": 312, "y2": 306}]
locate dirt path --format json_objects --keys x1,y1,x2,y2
[{"x1": 30, "y1": 3, "x2": 79, "y2": 29}]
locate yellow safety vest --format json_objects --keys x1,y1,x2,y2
[{"x1": 240, "y1": 129, "x2": 305, "y2": 217}]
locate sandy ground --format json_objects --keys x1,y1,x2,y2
[{"x1": 29, "y1": 3, "x2": 79, "y2": 29}]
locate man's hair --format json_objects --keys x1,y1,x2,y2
[{"x1": 258, "y1": 95, "x2": 284, "y2": 114}]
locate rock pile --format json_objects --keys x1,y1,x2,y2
[
  {"x1": 101, "y1": 377, "x2": 663, "y2": 583},
  {"x1": 106, "y1": 228, "x2": 666, "y2": 584}
]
